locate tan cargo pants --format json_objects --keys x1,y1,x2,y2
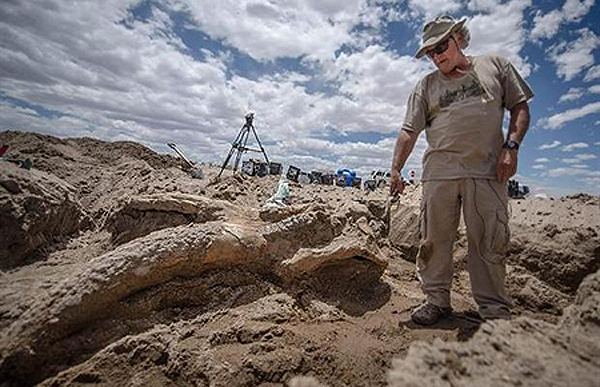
[{"x1": 417, "y1": 178, "x2": 511, "y2": 319}]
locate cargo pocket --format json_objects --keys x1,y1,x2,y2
[
  {"x1": 418, "y1": 201, "x2": 427, "y2": 241},
  {"x1": 486, "y1": 208, "x2": 509, "y2": 264},
  {"x1": 416, "y1": 201, "x2": 432, "y2": 269}
]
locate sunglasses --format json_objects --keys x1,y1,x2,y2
[{"x1": 426, "y1": 37, "x2": 454, "y2": 58}]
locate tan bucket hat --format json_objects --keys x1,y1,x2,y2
[{"x1": 415, "y1": 15, "x2": 467, "y2": 59}]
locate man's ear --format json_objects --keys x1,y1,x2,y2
[
  {"x1": 453, "y1": 33, "x2": 463, "y2": 49},
  {"x1": 455, "y1": 29, "x2": 470, "y2": 50}
]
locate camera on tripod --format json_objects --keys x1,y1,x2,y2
[
  {"x1": 218, "y1": 112, "x2": 269, "y2": 178},
  {"x1": 245, "y1": 112, "x2": 254, "y2": 125}
]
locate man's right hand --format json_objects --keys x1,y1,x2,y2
[{"x1": 389, "y1": 170, "x2": 405, "y2": 197}]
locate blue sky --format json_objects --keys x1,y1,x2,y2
[{"x1": 0, "y1": 0, "x2": 598, "y2": 196}]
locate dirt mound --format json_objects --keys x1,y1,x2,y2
[
  {"x1": 0, "y1": 131, "x2": 195, "y2": 214},
  {"x1": 0, "y1": 131, "x2": 180, "y2": 174},
  {"x1": 564, "y1": 192, "x2": 599, "y2": 205},
  {"x1": 0, "y1": 162, "x2": 88, "y2": 268},
  {"x1": 388, "y1": 269, "x2": 600, "y2": 387},
  {"x1": 0, "y1": 179, "x2": 388, "y2": 385},
  {"x1": 1, "y1": 130, "x2": 599, "y2": 387},
  {"x1": 68, "y1": 137, "x2": 181, "y2": 170},
  {"x1": 508, "y1": 198, "x2": 600, "y2": 293},
  {"x1": 37, "y1": 290, "x2": 398, "y2": 387},
  {"x1": 106, "y1": 193, "x2": 234, "y2": 245}
]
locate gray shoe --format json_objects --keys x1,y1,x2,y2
[{"x1": 411, "y1": 302, "x2": 452, "y2": 325}]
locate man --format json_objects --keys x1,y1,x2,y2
[{"x1": 389, "y1": 15, "x2": 533, "y2": 325}]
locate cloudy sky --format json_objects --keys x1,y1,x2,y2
[{"x1": 1, "y1": 0, "x2": 599, "y2": 196}]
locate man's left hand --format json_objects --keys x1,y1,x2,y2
[{"x1": 496, "y1": 148, "x2": 518, "y2": 184}]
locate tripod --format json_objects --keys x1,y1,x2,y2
[{"x1": 218, "y1": 112, "x2": 269, "y2": 178}]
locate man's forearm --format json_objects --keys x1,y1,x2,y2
[
  {"x1": 391, "y1": 129, "x2": 418, "y2": 172},
  {"x1": 496, "y1": 101, "x2": 529, "y2": 184},
  {"x1": 507, "y1": 102, "x2": 530, "y2": 144}
]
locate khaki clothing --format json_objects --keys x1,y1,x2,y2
[
  {"x1": 418, "y1": 179, "x2": 511, "y2": 319},
  {"x1": 403, "y1": 55, "x2": 533, "y2": 319},
  {"x1": 403, "y1": 55, "x2": 534, "y2": 181}
]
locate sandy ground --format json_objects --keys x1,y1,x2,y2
[{"x1": 0, "y1": 130, "x2": 598, "y2": 387}]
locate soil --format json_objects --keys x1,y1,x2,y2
[{"x1": 0, "y1": 130, "x2": 598, "y2": 387}]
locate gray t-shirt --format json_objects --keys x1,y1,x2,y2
[{"x1": 402, "y1": 55, "x2": 534, "y2": 181}]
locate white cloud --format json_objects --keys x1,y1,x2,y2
[
  {"x1": 531, "y1": 0, "x2": 594, "y2": 40},
  {"x1": 324, "y1": 45, "x2": 431, "y2": 108},
  {"x1": 467, "y1": 0, "x2": 503, "y2": 12},
  {"x1": 559, "y1": 87, "x2": 585, "y2": 102},
  {"x1": 180, "y1": 0, "x2": 382, "y2": 62},
  {"x1": 0, "y1": 0, "x2": 595, "y2": 191},
  {"x1": 541, "y1": 101, "x2": 600, "y2": 129},
  {"x1": 0, "y1": 0, "x2": 413, "y2": 174},
  {"x1": 589, "y1": 84, "x2": 600, "y2": 93},
  {"x1": 0, "y1": 103, "x2": 91, "y2": 138},
  {"x1": 0, "y1": 1, "x2": 235, "y2": 141},
  {"x1": 539, "y1": 140, "x2": 562, "y2": 149},
  {"x1": 548, "y1": 28, "x2": 600, "y2": 81},
  {"x1": 408, "y1": 0, "x2": 463, "y2": 19},
  {"x1": 584, "y1": 65, "x2": 600, "y2": 81},
  {"x1": 561, "y1": 158, "x2": 580, "y2": 163},
  {"x1": 466, "y1": 0, "x2": 533, "y2": 76},
  {"x1": 562, "y1": 0, "x2": 595, "y2": 19},
  {"x1": 530, "y1": 9, "x2": 563, "y2": 40},
  {"x1": 582, "y1": 177, "x2": 600, "y2": 191},
  {"x1": 574, "y1": 153, "x2": 597, "y2": 160},
  {"x1": 534, "y1": 157, "x2": 550, "y2": 162},
  {"x1": 532, "y1": 164, "x2": 546, "y2": 169},
  {"x1": 544, "y1": 167, "x2": 600, "y2": 177},
  {"x1": 562, "y1": 142, "x2": 589, "y2": 151}
]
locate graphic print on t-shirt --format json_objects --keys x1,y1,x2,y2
[{"x1": 438, "y1": 77, "x2": 485, "y2": 109}]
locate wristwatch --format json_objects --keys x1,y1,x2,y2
[{"x1": 502, "y1": 139, "x2": 520, "y2": 151}]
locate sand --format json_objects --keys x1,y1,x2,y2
[{"x1": 0, "y1": 130, "x2": 598, "y2": 387}]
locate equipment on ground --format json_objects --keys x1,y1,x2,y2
[
  {"x1": 298, "y1": 172, "x2": 311, "y2": 184},
  {"x1": 372, "y1": 170, "x2": 391, "y2": 187},
  {"x1": 3, "y1": 157, "x2": 32, "y2": 170},
  {"x1": 218, "y1": 112, "x2": 269, "y2": 178},
  {"x1": 309, "y1": 171, "x2": 322, "y2": 184},
  {"x1": 320, "y1": 172, "x2": 335, "y2": 185},
  {"x1": 241, "y1": 160, "x2": 280, "y2": 177},
  {"x1": 166, "y1": 143, "x2": 203, "y2": 179},
  {"x1": 286, "y1": 165, "x2": 301, "y2": 182},
  {"x1": 242, "y1": 158, "x2": 270, "y2": 177},
  {"x1": 255, "y1": 161, "x2": 268, "y2": 177},
  {"x1": 364, "y1": 180, "x2": 377, "y2": 191},
  {"x1": 408, "y1": 169, "x2": 416, "y2": 185},
  {"x1": 336, "y1": 169, "x2": 356, "y2": 187},
  {"x1": 269, "y1": 162, "x2": 282, "y2": 175},
  {"x1": 364, "y1": 170, "x2": 394, "y2": 191},
  {"x1": 241, "y1": 159, "x2": 255, "y2": 176},
  {"x1": 1, "y1": 144, "x2": 33, "y2": 170},
  {"x1": 264, "y1": 178, "x2": 290, "y2": 207},
  {"x1": 283, "y1": 165, "x2": 358, "y2": 187},
  {"x1": 508, "y1": 179, "x2": 529, "y2": 199}
]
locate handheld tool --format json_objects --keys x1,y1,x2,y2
[{"x1": 167, "y1": 143, "x2": 203, "y2": 179}]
